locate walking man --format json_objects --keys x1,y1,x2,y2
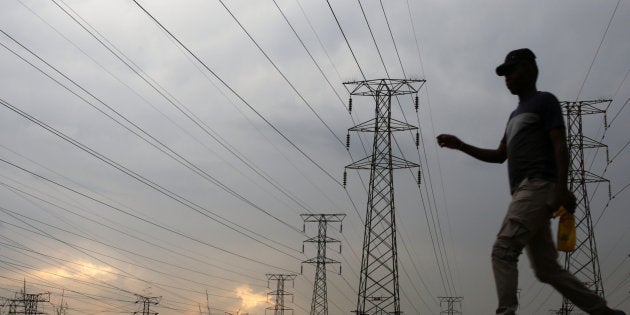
[{"x1": 436, "y1": 48, "x2": 625, "y2": 315}]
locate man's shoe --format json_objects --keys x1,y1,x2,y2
[{"x1": 613, "y1": 310, "x2": 626, "y2": 315}]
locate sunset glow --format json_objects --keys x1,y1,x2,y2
[{"x1": 235, "y1": 285, "x2": 268, "y2": 311}]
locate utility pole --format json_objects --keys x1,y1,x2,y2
[
  {"x1": 265, "y1": 274, "x2": 297, "y2": 315},
  {"x1": 133, "y1": 294, "x2": 161, "y2": 315},
  {"x1": 206, "y1": 290, "x2": 211, "y2": 315},
  {"x1": 345, "y1": 78, "x2": 425, "y2": 315},
  {"x1": 301, "y1": 214, "x2": 345, "y2": 315},
  {"x1": 55, "y1": 290, "x2": 68, "y2": 315},
  {"x1": 438, "y1": 296, "x2": 463, "y2": 315},
  {"x1": 7, "y1": 281, "x2": 50, "y2": 315},
  {"x1": 557, "y1": 99, "x2": 611, "y2": 314}
]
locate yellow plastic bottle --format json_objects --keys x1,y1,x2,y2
[{"x1": 554, "y1": 206, "x2": 576, "y2": 252}]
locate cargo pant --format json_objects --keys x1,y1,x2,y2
[{"x1": 492, "y1": 178, "x2": 609, "y2": 315}]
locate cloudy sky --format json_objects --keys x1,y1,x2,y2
[{"x1": 0, "y1": 0, "x2": 628, "y2": 314}]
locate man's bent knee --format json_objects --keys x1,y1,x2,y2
[{"x1": 492, "y1": 240, "x2": 522, "y2": 263}]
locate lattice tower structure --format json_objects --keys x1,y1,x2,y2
[
  {"x1": 557, "y1": 99, "x2": 611, "y2": 314},
  {"x1": 301, "y1": 214, "x2": 345, "y2": 315},
  {"x1": 345, "y1": 79, "x2": 425, "y2": 315},
  {"x1": 266, "y1": 274, "x2": 297, "y2": 315},
  {"x1": 133, "y1": 295, "x2": 161, "y2": 315},
  {"x1": 438, "y1": 296, "x2": 463, "y2": 315},
  {"x1": 7, "y1": 290, "x2": 50, "y2": 315}
]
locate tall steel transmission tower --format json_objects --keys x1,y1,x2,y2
[
  {"x1": 133, "y1": 294, "x2": 161, "y2": 315},
  {"x1": 344, "y1": 79, "x2": 425, "y2": 315},
  {"x1": 557, "y1": 99, "x2": 611, "y2": 314},
  {"x1": 301, "y1": 214, "x2": 346, "y2": 315},
  {"x1": 438, "y1": 296, "x2": 463, "y2": 315},
  {"x1": 265, "y1": 274, "x2": 297, "y2": 315}
]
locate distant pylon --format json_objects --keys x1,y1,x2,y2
[
  {"x1": 345, "y1": 78, "x2": 425, "y2": 315},
  {"x1": 301, "y1": 214, "x2": 346, "y2": 315},
  {"x1": 133, "y1": 294, "x2": 161, "y2": 315},
  {"x1": 7, "y1": 280, "x2": 50, "y2": 315},
  {"x1": 438, "y1": 296, "x2": 463, "y2": 315},
  {"x1": 557, "y1": 100, "x2": 611, "y2": 314},
  {"x1": 265, "y1": 274, "x2": 297, "y2": 315}
]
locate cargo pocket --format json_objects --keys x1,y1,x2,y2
[{"x1": 494, "y1": 217, "x2": 530, "y2": 261}]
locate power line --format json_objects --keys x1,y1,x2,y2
[
  {"x1": 0, "y1": 33, "x2": 303, "y2": 248},
  {"x1": 270, "y1": 0, "x2": 371, "y2": 160},
  {"x1": 131, "y1": 0, "x2": 342, "y2": 187},
  {"x1": 215, "y1": 0, "x2": 344, "y2": 148},
  {"x1": 0, "y1": 153, "x2": 266, "y2": 284},
  {"x1": 355, "y1": 0, "x2": 390, "y2": 77},
  {"x1": 403, "y1": 0, "x2": 460, "y2": 298},
  {"x1": 0, "y1": 227, "x2": 245, "y2": 311},
  {"x1": 324, "y1": 0, "x2": 366, "y2": 80},
  {"x1": 378, "y1": 0, "x2": 406, "y2": 77},
  {"x1": 574, "y1": 0, "x2": 621, "y2": 101},
  {"x1": 41, "y1": 0, "x2": 321, "y2": 217},
  {"x1": 608, "y1": 98, "x2": 629, "y2": 128},
  {"x1": 0, "y1": 149, "x2": 294, "y2": 272},
  {"x1": 0, "y1": 206, "x2": 232, "y2": 308},
  {"x1": 612, "y1": 181, "x2": 630, "y2": 200},
  {"x1": 0, "y1": 190, "x2": 263, "y2": 290}
]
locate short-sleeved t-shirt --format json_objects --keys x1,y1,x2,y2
[{"x1": 501, "y1": 91, "x2": 565, "y2": 193}]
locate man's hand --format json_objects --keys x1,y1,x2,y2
[
  {"x1": 554, "y1": 186, "x2": 577, "y2": 214},
  {"x1": 437, "y1": 134, "x2": 507, "y2": 163},
  {"x1": 437, "y1": 134, "x2": 463, "y2": 150}
]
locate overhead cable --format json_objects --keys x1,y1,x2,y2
[{"x1": 132, "y1": 0, "x2": 343, "y2": 187}]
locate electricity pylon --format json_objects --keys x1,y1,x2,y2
[
  {"x1": 133, "y1": 294, "x2": 161, "y2": 315},
  {"x1": 7, "y1": 281, "x2": 50, "y2": 315},
  {"x1": 265, "y1": 274, "x2": 297, "y2": 315},
  {"x1": 438, "y1": 296, "x2": 463, "y2": 315},
  {"x1": 301, "y1": 214, "x2": 346, "y2": 315},
  {"x1": 557, "y1": 100, "x2": 611, "y2": 314},
  {"x1": 344, "y1": 79, "x2": 425, "y2": 315}
]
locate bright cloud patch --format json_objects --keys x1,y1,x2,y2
[{"x1": 235, "y1": 285, "x2": 268, "y2": 311}]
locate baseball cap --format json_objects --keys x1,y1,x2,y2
[{"x1": 496, "y1": 48, "x2": 536, "y2": 76}]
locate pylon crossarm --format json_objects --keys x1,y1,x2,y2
[
  {"x1": 346, "y1": 155, "x2": 419, "y2": 170},
  {"x1": 562, "y1": 100, "x2": 611, "y2": 115},
  {"x1": 568, "y1": 169, "x2": 610, "y2": 184},
  {"x1": 578, "y1": 135, "x2": 608, "y2": 149},
  {"x1": 304, "y1": 236, "x2": 341, "y2": 243},
  {"x1": 345, "y1": 156, "x2": 372, "y2": 169},
  {"x1": 391, "y1": 155, "x2": 420, "y2": 169},
  {"x1": 344, "y1": 79, "x2": 425, "y2": 96},
  {"x1": 303, "y1": 258, "x2": 340, "y2": 264},
  {"x1": 349, "y1": 118, "x2": 377, "y2": 132},
  {"x1": 300, "y1": 214, "x2": 345, "y2": 222},
  {"x1": 349, "y1": 118, "x2": 418, "y2": 132}
]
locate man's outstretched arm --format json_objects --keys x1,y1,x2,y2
[{"x1": 437, "y1": 134, "x2": 506, "y2": 164}]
